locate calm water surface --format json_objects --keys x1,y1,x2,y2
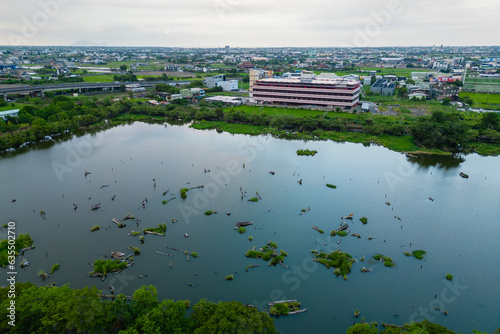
[{"x1": 1, "y1": 122, "x2": 499, "y2": 333}]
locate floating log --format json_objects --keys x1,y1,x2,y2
[
  {"x1": 111, "y1": 195, "x2": 116, "y2": 201},
  {"x1": 112, "y1": 218, "x2": 126, "y2": 228},
  {"x1": 288, "y1": 309, "x2": 307, "y2": 314},
  {"x1": 459, "y1": 172, "x2": 469, "y2": 179},
  {"x1": 165, "y1": 246, "x2": 185, "y2": 253},
  {"x1": 269, "y1": 171, "x2": 275, "y2": 175},
  {"x1": 19, "y1": 246, "x2": 35, "y2": 254},
  {"x1": 84, "y1": 171, "x2": 91, "y2": 177},
  {"x1": 101, "y1": 184, "x2": 109, "y2": 189},
  {"x1": 235, "y1": 221, "x2": 253, "y2": 229},
  {"x1": 155, "y1": 251, "x2": 174, "y2": 257},
  {"x1": 361, "y1": 267, "x2": 372, "y2": 273},
  {"x1": 91, "y1": 203, "x2": 101, "y2": 211},
  {"x1": 268, "y1": 299, "x2": 297, "y2": 306},
  {"x1": 183, "y1": 233, "x2": 189, "y2": 238},
  {"x1": 341, "y1": 213, "x2": 353, "y2": 219},
  {"x1": 122, "y1": 214, "x2": 135, "y2": 220},
  {"x1": 111, "y1": 252, "x2": 125, "y2": 259},
  {"x1": 73, "y1": 203, "x2": 78, "y2": 210},
  {"x1": 405, "y1": 152, "x2": 418, "y2": 159},
  {"x1": 162, "y1": 190, "x2": 169, "y2": 196},
  {"x1": 256, "y1": 191, "x2": 262, "y2": 200},
  {"x1": 335, "y1": 222, "x2": 349, "y2": 232},
  {"x1": 189, "y1": 185, "x2": 204, "y2": 190},
  {"x1": 144, "y1": 231, "x2": 165, "y2": 236},
  {"x1": 312, "y1": 226, "x2": 322, "y2": 233}
]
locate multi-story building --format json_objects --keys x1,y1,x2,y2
[
  {"x1": 429, "y1": 83, "x2": 460, "y2": 100},
  {"x1": 203, "y1": 74, "x2": 226, "y2": 89},
  {"x1": 252, "y1": 71, "x2": 360, "y2": 110},
  {"x1": 217, "y1": 80, "x2": 238, "y2": 91},
  {"x1": 370, "y1": 79, "x2": 396, "y2": 96}
]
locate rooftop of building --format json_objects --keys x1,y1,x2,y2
[{"x1": 255, "y1": 76, "x2": 360, "y2": 86}]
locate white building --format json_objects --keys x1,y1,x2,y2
[{"x1": 217, "y1": 80, "x2": 238, "y2": 91}]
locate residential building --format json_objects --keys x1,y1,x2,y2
[
  {"x1": 180, "y1": 88, "x2": 205, "y2": 98},
  {"x1": 252, "y1": 71, "x2": 360, "y2": 110}
]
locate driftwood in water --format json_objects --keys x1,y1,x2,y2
[
  {"x1": 122, "y1": 214, "x2": 135, "y2": 220},
  {"x1": 268, "y1": 299, "x2": 297, "y2": 306},
  {"x1": 312, "y1": 226, "x2": 322, "y2": 233},
  {"x1": 459, "y1": 172, "x2": 469, "y2": 179},
  {"x1": 189, "y1": 185, "x2": 204, "y2": 190},
  {"x1": 335, "y1": 222, "x2": 349, "y2": 232},
  {"x1": 112, "y1": 218, "x2": 126, "y2": 228},
  {"x1": 341, "y1": 213, "x2": 353, "y2": 219},
  {"x1": 165, "y1": 246, "x2": 185, "y2": 253},
  {"x1": 91, "y1": 203, "x2": 101, "y2": 211},
  {"x1": 235, "y1": 221, "x2": 253, "y2": 229},
  {"x1": 155, "y1": 251, "x2": 174, "y2": 257},
  {"x1": 111, "y1": 252, "x2": 125, "y2": 259},
  {"x1": 289, "y1": 309, "x2": 307, "y2": 314},
  {"x1": 144, "y1": 231, "x2": 165, "y2": 236},
  {"x1": 256, "y1": 192, "x2": 262, "y2": 200}
]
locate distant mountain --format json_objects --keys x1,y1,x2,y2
[{"x1": 70, "y1": 40, "x2": 106, "y2": 46}]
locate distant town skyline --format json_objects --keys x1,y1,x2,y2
[{"x1": 1, "y1": 0, "x2": 498, "y2": 48}]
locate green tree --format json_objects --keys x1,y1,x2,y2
[
  {"x1": 371, "y1": 75, "x2": 377, "y2": 85},
  {"x1": 347, "y1": 323, "x2": 379, "y2": 334},
  {"x1": 120, "y1": 64, "x2": 128, "y2": 71},
  {"x1": 481, "y1": 112, "x2": 500, "y2": 130},
  {"x1": 190, "y1": 299, "x2": 276, "y2": 333}
]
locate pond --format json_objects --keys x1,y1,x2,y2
[{"x1": 1, "y1": 121, "x2": 499, "y2": 333}]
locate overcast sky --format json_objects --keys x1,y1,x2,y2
[{"x1": 0, "y1": 0, "x2": 498, "y2": 47}]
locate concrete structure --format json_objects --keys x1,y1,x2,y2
[
  {"x1": 252, "y1": 71, "x2": 360, "y2": 110},
  {"x1": 429, "y1": 83, "x2": 460, "y2": 100},
  {"x1": 408, "y1": 93, "x2": 428, "y2": 100},
  {"x1": 217, "y1": 80, "x2": 238, "y2": 91},
  {"x1": 203, "y1": 75, "x2": 226, "y2": 89},
  {"x1": 205, "y1": 95, "x2": 242, "y2": 105},
  {"x1": 0, "y1": 109, "x2": 19, "y2": 120},
  {"x1": 180, "y1": 88, "x2": 205, "y2": 98},
  {"x1": 125, "y1": 84, "x2": 145, "y2": 93},
  {"x1": 370, "y1": 79, "x2": 396, "y2": 96}
]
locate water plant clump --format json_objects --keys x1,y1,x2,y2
[
  {"x1": 50, "y1": 263, "x2": 60, "y2": 274},
  {"x1": 297, "y1": 149, "x2": 318, "y2": 156},
  {"x1": 237, "y1": 227, "x2": 246, "y2": 234},
  {"x1": 373, "y1": 254, "x2": 395, "y2": 267},
  {"x1": 191, "y1": 252, "x2": 198, "y2": 258},
  {"x1": 204, "y1": 210, "x2": 216, "y2": 215},
  {"x1": 404, "y1": 252, "x2": 411, "y2": 256},
  {"x1": 38, "y1": 269, "x2": 49, "y2": 280},
  {"x1": 130, "y1": 231, "x2": 141, "y2": 236},
  {"x1": 412, "y1": 250, "x2": 427, "y2": 260},
  {"x1": 313, "y1": 250, "x2": 354, "y2": 280},
  {"x1": 446, "y1": 274, "x2": 453, "y2": 281},
  {"x1": 330, "y1": 230, "x2": 336, "y2": 237},
  {"x1": 245, "y1": 241, "x2": 288, "y2": 267},
  {"x1": 129, "y1": 246, "x2": 141, "y2": 255},
  {"x1": 90, "y1": 259, "x2": 128, "y2": 278},
  {"x1": 143, "y1": 224, "x2": 167, "y2": 234},
  {"x1": 248, "y1": 236, "x2": 253, "y2": 241},
  {"x1": 248, "y1": 197, "x2": 259, "y2": 202},
  {"x1": 0, "y1": 233, "x2": 34, "y2": 267},
  {"x1": 225, "y1": 275, "x2": 234, "y2": 280},
  {"x1": 360, "y1": 217, "x2": 368, "y2": 224},
  {"x1": 326, "y1": 184, "x2": 337, "y2": 189},
  {"x1": 90, "y1": 225, "x2": 100, "y2": 232},
  {"x1": 162, "y1": 200, "x2": 168, "y2": 204},
  {"x1": 180, "y1": 188, "x2": 189, "y2": 199},
  {"x1": 336, "y1": 231, "x2": 348, "y2": 237},
  {"x1": 269, "y1": 301, "x2": 301, "y2": 316}
]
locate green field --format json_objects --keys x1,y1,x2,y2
[
  {"x1": 82, "y1": 75, "x2": 116, "y2": 83},
  {"x1": 459, "y1": 92, "x2": 500, "y2": 106}
]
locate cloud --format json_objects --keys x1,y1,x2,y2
[{"x1": 0, "y1": 0, "x2": 497, "y2": 46}]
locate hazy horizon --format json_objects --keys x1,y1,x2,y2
[{"x1": 1, "y1": 0, "x2": 498, "y2": 48}]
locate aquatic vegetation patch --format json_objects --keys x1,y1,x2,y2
[
  {"x1": 245, "y1": 241, "x2": 288, "y2": 267},
  {"x1": 0, "y1": 233, "x2": 34, "y2": 267},
  {"x1": 373, "y1": 254, "x2": 395, "y2": 267},
  {"x1": 360, "y1": 217, "x2": 368, "y2": 224},
  {"x1": 225, "y1": 275, "x2": 234, "y2": 280},
  {"x1": 90, "y1": 225, "x2": 100, "y2": 232},
  {"x1": 326, "y1": 184, "x2": 337, "y2": 189},
  {"x1": 90, "y1": 259, "x2": 128, "y2": 278},
  {"x1": 180, "y1": 188, "x2": 189, "y2": 199},
  {"x1": 204, "y1": 210, "x2": 216, "y2": 215},
  {"x1": 248, "y1": 197, "x2": 259, "y2": 202},
  {"x1": 269, "y1": 301, "x2": 301, "y2": 316},
  {"x1": 50, "y1": 263, "x2": 60, "y2": 274},
  {"x1": 336, "y1": 231, "x2": 348, "y2": 237},
  {"x1": 411, "y1": 250, "x2": 427, "y2": 260},
  {"x1": 313, "y1": 250, "x2": 355, "y2": 280},
  {"x1": 296, "y1": 149, "x2": 318, "y2": 156},
  {"x1": 446, "y1": 274, "x2": 453, "y2": 281},
  {"x1": 191, "y1": 252, "x2": 198, "y2": 258},
  {"x1": 143, "y1": 224, "x2": 167, "y2": 234},
  {"x1": 237, "y1": 227, "x2": 246, "y2": 234}
]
